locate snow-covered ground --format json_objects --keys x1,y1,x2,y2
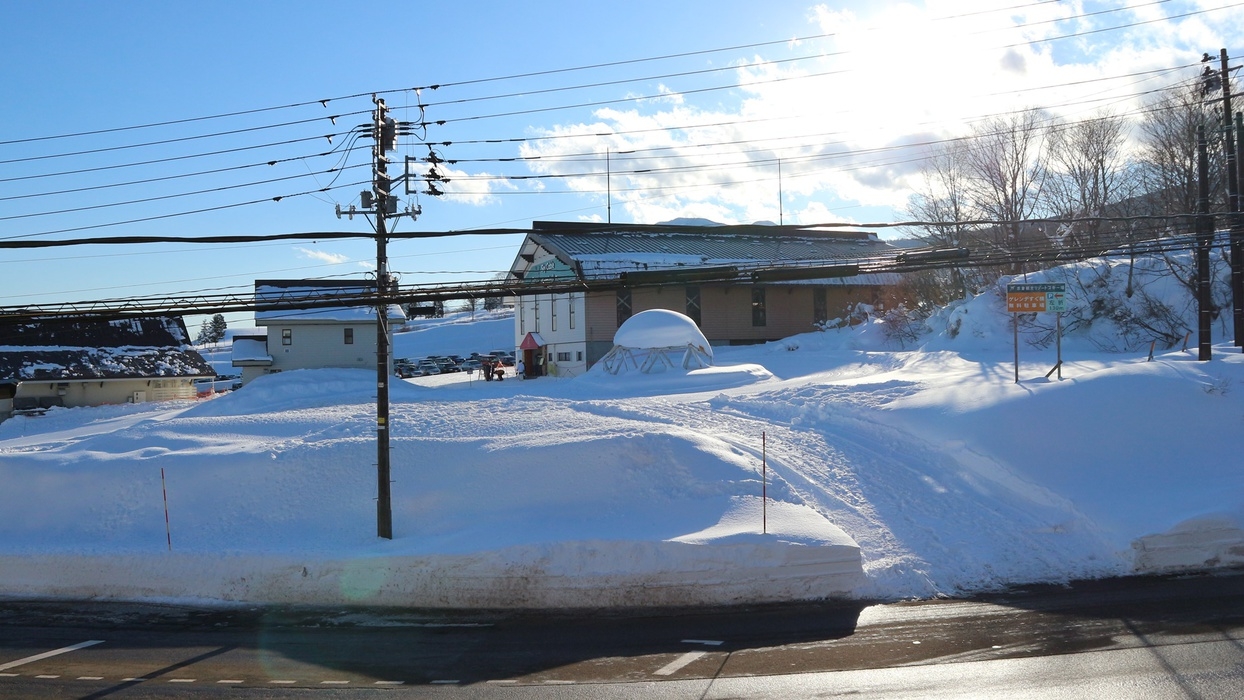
[{"x1": 2, "y1": 257, "x2": 1243, "y2": 608}]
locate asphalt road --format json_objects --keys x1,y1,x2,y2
[{"x1": 0, "y1": 571, "x2": 1242, "y2": 698}]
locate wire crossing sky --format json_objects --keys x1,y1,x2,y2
[{"x1": 2, "y1": 0, "x2": 1242, "y2": 329}]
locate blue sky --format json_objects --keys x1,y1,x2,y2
[{"x1": 2, "y1": 1, "x2": 1242, "y2": 333}]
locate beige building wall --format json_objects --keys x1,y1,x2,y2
[
  {"x1": 523, "y1": 281, "x2": 893, "y2": 370},
  {"x1": 13, "y1": 377, "x2": 197, "y2": 408},
  {"x1": 266, "y1": 322, "x2": 380, "y2": 372}
]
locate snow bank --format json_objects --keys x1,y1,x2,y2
[{"x1": 3, "y1": 251, "x2": 1243, "y2": 607}]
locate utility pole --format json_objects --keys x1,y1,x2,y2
[
  {"x1": 1219, "y1": 50, "x2": 1242, "y2": 349},
  {"x1": 374, "y1": 96, "x2": 397, "y2": 539},
  {"x1": 1237, "y1": 111, "x2": 1244, "y2": 343},
  {"x1": 1196, "y1": 126, "x2": 1214, "y2": 362},
  {"x1": 336, "y1": 98, "x2": 421, "y2": 540}
]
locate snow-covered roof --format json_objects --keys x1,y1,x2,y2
[
  {"x1": 254, "y1": 279, "x2": 406, "y2": 324},
  {"x1": 0, "y1": 316, "x2": 214, "y2": 381},
  {"x1": 516, "y1": 221, "x2": 901, "y2": 286},
  {"x1": 614, "y1": 309, "x2": 711, "y2": 357},
  {"x1": 230, "y1": 336, "x2": 272, "y2": 364}
]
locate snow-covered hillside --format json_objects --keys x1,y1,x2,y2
[{"x1": 2, "y1": 253, "x2": 1242, "y2": 607}]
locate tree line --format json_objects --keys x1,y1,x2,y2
[{"x1": 904, "y1": 73, "x2": 1237, "y2": 309}]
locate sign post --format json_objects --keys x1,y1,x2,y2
[{"x1": 1006, "y1": 283, "x2": 1067, "y2": 383}]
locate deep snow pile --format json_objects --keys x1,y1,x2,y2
[{"x1": 2, "y1": 251, "x2": 1243, "y2": 606}]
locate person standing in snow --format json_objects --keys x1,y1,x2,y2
[{"x1": 517, "y1": 359, "x2": 526, "y2": 378}]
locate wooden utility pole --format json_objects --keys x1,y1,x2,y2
[
  {"x1": 1196, "y1": 126, "x2": 1214, "y2": 362},
  {"x1": 1219, "y1": 50, "x2": 1242, "y2": 349},
  {"x1": 374, "y1": 96, "x2": 396, "y2": 539}
]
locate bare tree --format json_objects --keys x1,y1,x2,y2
[
  {"x1": 1136, "y1": 79, "x2": 1226, "y2": 231},
  {"x1": 1043, "y1": 110, "x2": 1132, "y2": 250},
  {"x1": 905, "y1": 139, "x2": 978, "y2": 301},
  {"x1": 907, "y1": 140, "x2": 974, "y2": 247},
  {"x1": 961, "y1": 108, "x2": 1051, "y2": 267}
]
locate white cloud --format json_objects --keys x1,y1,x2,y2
[
  {"x1": 295, "y1": 247, "x2": 351, "y2": 265},
  {"x1": 509, "y1": 1, "x2": 1244, "y2": 225},
  {"x1": 413, "y1": 162, "x2": 516, "y2": 207}
]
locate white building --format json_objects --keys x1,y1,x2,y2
[
  {"x1": 232, "y1": 280, "x2": 406, "y2": 385},
  {"x1": 508, "y1": 221, "x2": 903, "y2": 378}
]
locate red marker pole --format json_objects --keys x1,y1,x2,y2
[{"x1": 161, "y1": 468, "x2": 172, "y2": 551}]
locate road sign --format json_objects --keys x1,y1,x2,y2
[{"x1": 1006, "y1": 283, "x2": 1066, "y2": 313}]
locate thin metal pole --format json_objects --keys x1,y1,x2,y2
[
  {"x1": 160, "y1": 467, "x2": 172, "y2": 551},
  {"x1": 606, "y1": 149, "x2": 611, "y2": 224},
  {"x1": 762, "y1": 431, "x2": 767, "y2": 535},
  {"x1": 1056, "y1": 312, "x2": 1062, "y2": 379},
  {"x1": 1013, "y1": 313, "x2": 1020, "y2": 383},
  {"x1": 777, "y1": 159, "x2": 783, "y2": 226}
]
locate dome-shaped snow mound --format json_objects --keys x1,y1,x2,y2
[
  {"x1": 599, "y1": 309, "x2": 713, "y2": 375},
  {"x1": 615, "y1": 309, "x2": 712, "y2": 357}
]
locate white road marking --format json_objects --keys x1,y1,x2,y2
[
  {"x1": 168, "y1": 678, "x2": 196, "y2": 682},
  {"x1": 121, "y1": 677, "x2": 147, "y2": 682},
  {"x1": 269, "y1": 680, "x2": 296, "y2": 684},
  {"x1": 35, "y1": 675, "x2": 59, "y2": 679},
  {"x1": 78, "y1": 676, "x2": 104, "y2": 681},
  {"x1": 374, "y1": 680, "x2": 405, "y2": 685},
  {"x1": 655, "y1": 650, "x2": 707, "y2": 676},
  {"x1": 217, "y1": 679, "x2": 244, "y2": 684},
  {"x1": 0, "y1": 640, "x2": 104, "y2": 671},
  {"x1": 321, "y1": 680, "x2": 350, "y2": 684},
  {"x1": 431, "y1": 679, "x2": 459, "y2": 684},
  {"x1": 0, "y1": 674, "x2": 16, "y2": 678},
  {"x1": 681, "y1": 639, "x2": 723, "y2": 646},
  {"x1": 487, "y1": 679, "x2": 519, "y2": 684}
]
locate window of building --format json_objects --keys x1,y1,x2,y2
[
  {"x1": 813, "y1": 287, "x2": 827, "y2": 325},
  {"x1": 576, "y1": 350, "x2": 583, "y2": 361},
  {"x1": 568, "y1": 293, "x2": 576, "y2": 329},
  {"x1": 557, "y1": 351, "x2": 571, "y2": 362},
  {"x1": 617, "y1": 289, "x2": 632, "y2": 327},
  {"x1": 281, "y1": 328, "x2": 292, "y2": 345},
  {"x1": 551, "y1": 294, "x2": 558, "y2": 332},
  {"x1": 534, "y1": 297, "x2": 540, "y2": 332},
  {"x1": 751, "y1": 287, "x2": 767, "y2": 327},
  {"x1": 685, "y1": 285, "x2": 702, "y2": 326},
  {"x1": 519, "y1": 298, "x2": 526, "y2": 333},
  {"x1": 344, "y1": 327, "x2": 354, "y2": 344}
]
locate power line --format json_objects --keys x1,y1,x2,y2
[
  {"x1": 0, "y1": 133, "x2": 363, "y2": 187},
  {"x1": 0, "y1": 179, "x2": 372, "y2": 241},
  {"x1": 0, "y1": 111, "x2": 370, "y2": 167},
  {"x1": 0, "y1": 163, "x2": 371, "y2": 222},
  {"x1": 0, "y1": 223, "x2": 1220, "y2": 323}
]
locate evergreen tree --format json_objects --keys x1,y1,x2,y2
[{"x1": 196, "y1": 314, "x2": 228, "y2": 345}]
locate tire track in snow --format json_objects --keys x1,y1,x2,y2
[{"x1": 571, "y1": 385, "x2": 1120, "y2": 598}]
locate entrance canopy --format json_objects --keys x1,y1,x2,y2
[{"x1": 519, "y1": 332, "x2": 547, "y2": 350}]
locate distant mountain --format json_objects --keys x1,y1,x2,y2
[{"x1": 657, "y1": 217, "x2": 724, "y2": 227}]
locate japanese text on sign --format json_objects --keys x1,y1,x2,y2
[{"x1": 1006, "y1": 283, "x2": 1066, "y2": 313}]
